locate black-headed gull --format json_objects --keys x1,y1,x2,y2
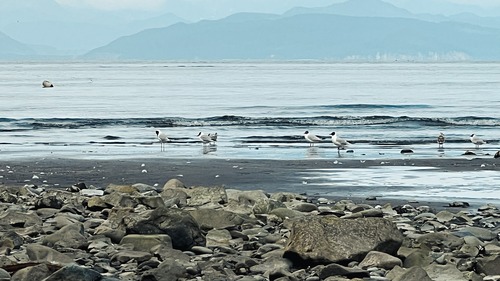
[
  {"x1": 155, "y1": 130, "x2": 169, "y2": 151},
  {"x1": 304, "y1": 131, "x2": 322, "y2": 146},
  {"x1": 330, "y1": 132, "x2": 350, "y2": 150},
  {"x1": 198, "y1": 132, "x2": 217, "y2": 144},
  {"x1": 470, "y1": 134, "x2": 486, "y2": 149}
]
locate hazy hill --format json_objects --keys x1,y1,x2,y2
[
  {"x1": 285, "y1": 0, "x2": 416, "y2": 18},
  {"x1": 0, "y1": 0, "x2": 186, "y2": 55},
  {"x1": 0, "y1": 31, "x2": 35, "y2": 59},
  {"x1": 84, "y1": 13, "x2": 500, "y2": 61}
]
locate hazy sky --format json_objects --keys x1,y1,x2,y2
[
  {"x1": 55, "y1": 0, "x2": 167, "y2": 10},
  {"x1": 52, "y1": 0, "x2": 500, "y2": 11}
]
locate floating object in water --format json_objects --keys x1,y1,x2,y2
[
  {"x1": 400, "y1": 149, "x2": 414, "y2": 154},
  {"x1": 463, "y1": 150, "x2": 476, "y2": 156},
  {"x1": 494, "y1": 151, "x2": 500, "y2": 159},
  {"x1": 42, "y1": 80, "x2": 53, "y2": 88}
]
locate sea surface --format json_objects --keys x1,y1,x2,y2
[{"x1": 1, "y1": 61, "x2": 499, "y2": 203}]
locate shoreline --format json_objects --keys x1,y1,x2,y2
[{"x1": 1, "y1": 157, "x2": 499, "y2": 211}]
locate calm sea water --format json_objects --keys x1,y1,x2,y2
[{"x1": 1, "y1": 61, "x2": 499, "y2": 202}]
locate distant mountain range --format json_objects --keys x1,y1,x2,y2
[
  {"x1": 84, "y1": 12, "x2": 500, "y2": 61},
  {"x1": 3, "y1": 0, "x2": 500, "y2": 60}
]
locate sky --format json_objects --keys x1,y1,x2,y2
[
  {"x1": 51, "y1": 0, "x2": 500, "y2": 11},
  {"x1": 55, "y1": 0, "x2": 167, "y2": 10}
]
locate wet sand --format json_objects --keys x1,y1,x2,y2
[{"x1": 1, "y1": 157, "x2": 499, "y2": 210}]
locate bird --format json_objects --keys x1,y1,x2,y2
[
  {"x1": 208, "y1": 132, "x2": 218, "y2": 142},
  {"x1": 198, "y1": 132, "x2": 216, "y2": 144},
  {"x1": 155, "y1": 130, "x2": 169, "y2": 151},
  {"x1": 304, "y1": 131, "x2": 322, "y2": 146},
  {"x1": 437, "y1": 132, "x2": 445, "y2": 148},
  {"x1": 330, "y1": 132, "x2": 350, "y2": 150},
  {"x1": 470, "y1": 134, "x2": 486, "y2": 149}
]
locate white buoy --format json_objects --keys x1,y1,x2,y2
[{"x1": 42, "y1": 80, "x2": 54, "y2": 88}]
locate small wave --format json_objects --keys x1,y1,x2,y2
[{"x1": 3, "y1": 115, "x2": 500, "y2": 130}]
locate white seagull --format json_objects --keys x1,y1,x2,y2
[
  {"x1": 330, "y1": 132, "x2": 350, "y2": 150},
  {"x1": 470, "y1": 134, "x2": 486, "y2": 149},
  {"x1": 198, "y1": 132, "x2": 217, "y2": 144},
  {"x1": 437, "y1": 132, "x2": 445, "y2": 148},
  {"x1": 304, "y1": 131, "x2": 322, "y2": 146},
  {"x1": 155, "y1": 130, "x2": 170, "y2": 151}
]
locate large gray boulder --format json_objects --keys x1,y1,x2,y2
[
  {"x1": 283, "y1": 216, "x2": 403, "y2": 265},
  {"x1": 125, "y1": 207, "x2": 205, "y2": 250}
]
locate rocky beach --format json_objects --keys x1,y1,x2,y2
[{"x1": 0, "y1": 157, "x2": 500, "y2": 280}]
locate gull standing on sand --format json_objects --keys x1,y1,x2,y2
[
  {"x1": 470, "y1": 134, "x2": 486, "y2": 149},
  {"x1": 198, "y1": 132, "x2": 217, "y2": 144},
  {"x1": 155, "y1": 130, "x2": 169, "y2": 151},
  {"x1": 437, "y1": 132, "x2": 445, "y2": 148},
  {"x1": 304, "y1": 131, "x2": 322, "y2": 146},
  {"x1": 330, "y1": 132, "x2": 350, "y2": 150}
]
